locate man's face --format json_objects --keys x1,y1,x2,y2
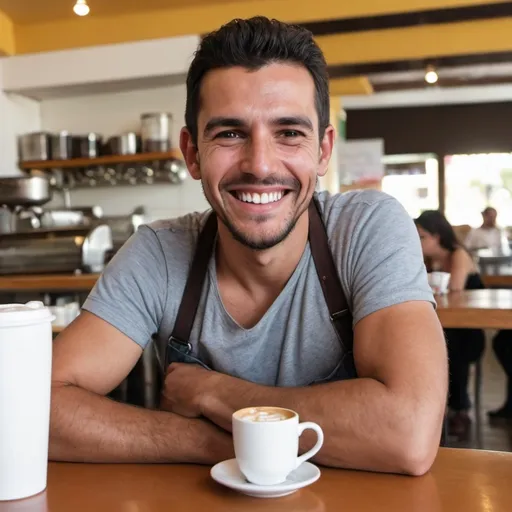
[
  {"x1": 482, "y1": 209, "x2": 497, "y2": 228},
  {"x1": 180, "y1": 63, "x2": 334, "y2": 250}
]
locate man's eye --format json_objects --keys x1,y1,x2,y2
[
  {"x1": 216, "y1": 131, "x2": 241, "y2": 139},
  {"x1": 281, "y1": 130, "x2": 300, "y2": 137}
]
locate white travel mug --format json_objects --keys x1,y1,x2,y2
[{"x1": 0, "y1": 301, "x2": 54, "y2": 501}]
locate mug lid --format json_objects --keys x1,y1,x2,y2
[{"x1": 0, "y1": 301, "x2": 54, "y2": 328}]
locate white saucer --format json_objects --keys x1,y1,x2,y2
[{"x1": 210, "y1": 459, "x2": 321, "y2": 498}]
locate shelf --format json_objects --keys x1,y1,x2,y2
[
  {"x1": 0, "y1": 273, "x2": 99, "y2": 292},
  {"x1": 19, "y1": 149, "x2": 182, "y2": 170}
]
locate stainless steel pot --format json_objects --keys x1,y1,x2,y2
[
  {"x1": 73, "y1": 133, "x2": 103, "y2": 158},
  {"x1": 50, "y1": 131, "x2": 73, "y2": 160},
  {"x1": 105, "y1": 133, "x2": 140, "y2": 155},
  {"x1": 0, "y1": 175, "x2": 52, "y2": 208},
  {"x1": 163, "y1": 159, "x2": 188, "y2": 184},
  {"x1": 18, "y1": 132, "x2": 51, "y2": 161},
  {"x1": 141, "y1": 113, "x2": 172, "y2": 152}
]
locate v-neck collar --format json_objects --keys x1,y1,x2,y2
[{"x1": 207, "y1": 238, "x2": 311, "y2": 332}]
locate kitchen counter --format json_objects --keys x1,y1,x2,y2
[{"x1": 0, "y1": 273, "x2": 99, "y2": 292}]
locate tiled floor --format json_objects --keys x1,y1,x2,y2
[{"x1": 447, "y1": 330, "x2": 512, "y2": 451}]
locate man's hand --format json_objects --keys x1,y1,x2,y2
[
  {"x1": 160, "y1": 363, "x2": 221, "y2": 418},
  {"x1": 160, "y1": 363, "x2": 260, "y2": 431},
  {"x1": 159, "y1": 302, "x2": 447, "y2": 475}
]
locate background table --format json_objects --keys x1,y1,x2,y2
[
  {"x1": 0, "y1": 274, "x2": 99, "y2": 293},
  {"x1": 0, "y1": 449, "x2": 510, "y2": 512},
  {"x1": 435, "y1": 289, "x2": 512, "y2": 446},
  {"x1": 482, "y1": 273, "x2": 512, "y2": 288},
  {"x1": 436, "y1": 289, "x2": 512, "y2": 329}
]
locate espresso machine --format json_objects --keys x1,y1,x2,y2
[{"x1": 0, "y1": 175, "x2": 113, "y2": 275}]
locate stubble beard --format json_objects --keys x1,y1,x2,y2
[{"x1": 201, "y1": 182, "x2": 308, "y2": 251}]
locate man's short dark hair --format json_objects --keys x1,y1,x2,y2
[{"x1": 185, "y1": 16, "x2": 330, "y2": 146}]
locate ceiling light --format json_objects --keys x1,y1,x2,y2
[
  {"x1": 73, "y1": 0, "x2": 90, "y2": 16},
  {"x1": 425, "y1": 65, "x2": 438, "y2": 85}
]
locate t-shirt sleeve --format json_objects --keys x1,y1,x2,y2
[
  {"x1": 347, "y1": 196, "x2": 435, "y2": 326},
  {"x1": 82, "y1": 225, "x2": 167, "y2": 349}
]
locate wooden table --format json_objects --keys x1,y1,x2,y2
[
  {"x1": 436, "y1": 289, "x2": 512, "y2": 329},
  {"x1": 0, "y1": 449, "x2": 509, "y2": 512},
  {"x1": 436, "y1": 289, "x2": 512, "y2": 446},
  {"x1": 482, "y1": 273, "x2": 512, "y2": 288},
  {"x1": 0, "y1": 274, "x2": 99, "y2": 293}
]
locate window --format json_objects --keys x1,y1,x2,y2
[
  {"x1": 444, "y1": 153, "x2": 512, "y2": 228},
  {"x1": 381, "y1": 154, "x2": 439, "y2": 218}
]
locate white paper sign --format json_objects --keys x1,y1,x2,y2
[{"x1": 337, "y1": 139, "x2": 384, "y2": 185}]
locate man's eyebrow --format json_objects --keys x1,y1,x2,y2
[
  {"x1": 272, "y1": 116, "x2": 314, "y2": 131},
  {"x1": 203, "y1": 117, "x2": 246, "y2": 136}
]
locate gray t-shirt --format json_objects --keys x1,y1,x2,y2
[{"x1": 83, "y1": 190, "x2": 434, "y2": 387}]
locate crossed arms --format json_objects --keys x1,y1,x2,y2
[{"x1": 49, "y1": 300, "x2": 447, "y2": 476}]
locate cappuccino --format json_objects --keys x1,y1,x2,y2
[
  {"x1": 232, "y1": 406, "x2": 324, "y2": 486},
  {"x1": 235, "y1": 406, "x2": 294, "y2": 423}
]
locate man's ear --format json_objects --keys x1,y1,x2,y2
[
  {"x1": 179, "y1": 127, "x2": 201, "y2": 180},
  {"x1": 317, "y1": 124, "x2": 335, "y2": 178}
]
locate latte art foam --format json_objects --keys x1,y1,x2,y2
[{"x1": 236, "y1": 407, "x2": 294, "y2": 423}]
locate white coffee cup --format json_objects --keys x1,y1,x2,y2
[
  {"x1": 0, "y1": 301, "x2": 54, "y2": 501},
  {"x1": 427, "y1": 271, "x2": 451, "y2": 295},
  {"x1": 232, "y1": 406, "x2": 324, "y2": 486}
]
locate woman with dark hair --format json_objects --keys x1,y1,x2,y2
[{"x1": 415, "y1": 210, "x2": 485, "y2": 439}]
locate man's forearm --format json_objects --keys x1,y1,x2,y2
[
  {"x1": 204, "y1": 375, "x2": 444, "y2": 475},
  {"x1": 50, "y1": 383, "x2": 234, "y2": 464}
]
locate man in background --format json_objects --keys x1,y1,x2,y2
[{"x1": 465, "y1": 207, "x2": 509, "y2": 254}]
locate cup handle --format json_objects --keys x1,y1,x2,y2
[{"x1": 295, "y1": 421, "x2": 324, "y2": 469}]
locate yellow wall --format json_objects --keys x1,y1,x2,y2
[
  {"x1": 0, "y1": 9, "x2": 14, "y2": 55},
  {"x1": 12, "y1": 0, "x2": 511, "y2": 55},
  {"x1": 329, "y1": 78, "x2": 373, "y2": 96},
  {"x1": 2, "y1": 0, "x2": 511, "y2": 100},
  {"x1": 318, "y1": 17, "x2": 512, "y2": 66}
]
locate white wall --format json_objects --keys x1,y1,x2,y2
[
  {"x1": 0, "y1": 85, "x2": 41, "y2": 176},
  {"x1": 40, "y1": 84, "x2": 209, "y2": 220},
  {"x1": 2, "y1": 35, "x2": 199, "y2": 98}
]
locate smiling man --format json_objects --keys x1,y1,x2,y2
[{"x1": 49, "y1": 17, "x2": 447, "y2": 475}]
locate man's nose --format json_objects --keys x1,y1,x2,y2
[{"x1": 239, "y1": 129, "x2": 278, "y2": 178}]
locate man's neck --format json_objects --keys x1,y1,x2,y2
[{"x1": 216, "y1": 212, "x2": 309, "y2": 296}]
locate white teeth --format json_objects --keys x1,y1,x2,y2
[{"x1": 235, "y1": 191, "x2": 286, "y2": 204}]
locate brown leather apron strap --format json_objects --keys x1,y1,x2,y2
[
  {"x1": 308, "y1": 197, "x2": 354, "y2": 355},
  {"x1": 168, "y1": 196, "x2": 354, "y2": 364},
  {"x1": 169, "y1": 212, "x2": 218, "y2": 344}
]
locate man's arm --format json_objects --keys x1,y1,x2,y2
[
  {"x1": 164, "y1": 300, "x2": 447, "y2": 475},
  {"x1": 50, "y1": 310, "x2": 233, "y2": 464}
]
